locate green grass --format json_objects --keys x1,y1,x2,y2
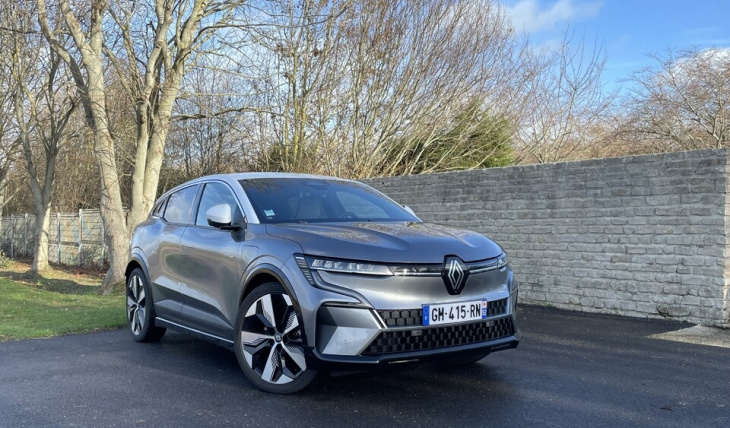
[{"x1": 0, "y1": 276, "x2": 125, "y2": 341}]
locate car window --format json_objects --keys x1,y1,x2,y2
[
  {"x1": 195, "y1": 182, "x2": 243, "y2": 226},
  {"x1": 335, "y1": 191, "x2": 388, "y2": 219},
  {"x1": 163, "y1": 185, "x2": 199, "y2": 224},
  {"x1": 151, "y1": 197, "x2": 167, "y2": 217},
  {"x1": 239, "y1": 178, "x2": 418, "y2": 224}
]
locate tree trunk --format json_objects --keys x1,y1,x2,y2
[
  {"x1": 32, "y1": 206, "x2": 51, "y2": 271},
  {"x1": 101, "y1": 209, "x2": 129, "y2": 294},
  {"x1": 86, "y1": 52, "x2": 129, "y2": 293},
  {"x1": 93, "y1": 123, "x2": 129, "y2": 294}
]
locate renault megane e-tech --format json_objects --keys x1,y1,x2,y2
[{"x1": 125, "y1": 173, "x2": 520, "y2": 393}]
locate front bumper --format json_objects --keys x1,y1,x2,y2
[
  {"x1": 312, "y1": 316, "x2": 521, "y2": 370},
  {"x1": 285, "y1": 254, "x2": 521, "y2": 370},
  {"x1": 310, "y1": 294, "x2": 520, "y2": 369}
]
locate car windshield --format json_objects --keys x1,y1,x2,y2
[{"x1": 239, "y1": 178, "x2": 419, "y2": 224}]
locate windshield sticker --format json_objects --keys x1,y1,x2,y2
[{"x1": 264, "y1": 209, "x2": 275, "y2": 217}]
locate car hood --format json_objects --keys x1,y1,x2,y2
[{"x1": 265, "y1": 222, "x2": 503, "y2": 263}]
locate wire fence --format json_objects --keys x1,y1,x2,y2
[{"x1": 0, "y1": 209, "x2": 107, "y2": 268}]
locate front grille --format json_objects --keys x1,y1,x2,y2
[
  {"x1": 379, "y1": 309, "x2": 422, "y2": 327},
  {"x1": 377, "y1": 298, "x2": 509, "y2": 328},
  {"x1": 363, "y1": 316, "x2": 514, "y2": 355},
  {"x1": 489, "y1": 298, "x2": 508, "y2": 316}
]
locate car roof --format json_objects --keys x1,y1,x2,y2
[
  {"x1": 157, "y1": 172, "x2": 357, "y2": 200},
  {"x1": 201, "y1": 172, "x2": 351, "y2": 181}
]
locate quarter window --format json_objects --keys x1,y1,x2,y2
[
  {"x1": 163, "y1": 185, "x2": 199, "y2": 224},
  {"x1": 151, "y1": 197, "x2": 167, "y2": 217}
]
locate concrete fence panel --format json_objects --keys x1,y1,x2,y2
[{"x1": 1, "y1": 209, "x2": 106, "y2": 268}]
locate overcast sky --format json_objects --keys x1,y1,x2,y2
[{"x1": 500, "y1": 0, "x2": 730, "y2": 93}]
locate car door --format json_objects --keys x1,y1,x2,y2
[
  {"x1": 147, "y1": 184, "x2": 200, "y2": 324},
  {"x1": 177, "y1": 181, "x2": 248, "y2": 340}
]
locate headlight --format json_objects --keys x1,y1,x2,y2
[
  {"x1": 294, "y1": 255, "x2": 392, "y2": 286},
  {"x1": 468, "y1": 253, "x2": 509, "y2": 273},
  {"x1": 498, "y1": 254, "x2": 509, "y2": 269},
  {"x1": 294, "y1": 253, "x2": 509, "y2": 286}
]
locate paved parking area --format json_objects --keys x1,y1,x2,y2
[{"x1": 0, "y1": 305, "x2": 727, "y2": 427}]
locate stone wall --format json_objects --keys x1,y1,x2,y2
[{"x1": 364, "y1": 149, "x2": 730, "y2": 327}]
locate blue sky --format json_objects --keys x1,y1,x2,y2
[{"x1": 501, "y1": 0, "x2": 730, "y2": 92}]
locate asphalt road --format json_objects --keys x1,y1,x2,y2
[{"x1": 0, "y1": 306, "x2": 728, "y2": 428}]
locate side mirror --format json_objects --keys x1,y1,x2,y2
[{"x1": 206, "y1": 204, "x2": 240, "y2": 230}]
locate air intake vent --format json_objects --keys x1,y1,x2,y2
[{"x1": 363, "y1": 316, "x2": 514, "y2": 355}]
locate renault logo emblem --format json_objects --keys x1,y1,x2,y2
[{"x1": 442, "y1": 256, "x2": 469, "y2": 295}]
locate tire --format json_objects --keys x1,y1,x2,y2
[
  {"x1": 439, "y1": 351, "x2": 489, "y2": 365},
  {"x1": 126, "y1": 268, "x2": 166, "y2": 342},
  {"x1": 234, "y1": 282, "x2": 318, "y2": 394}
]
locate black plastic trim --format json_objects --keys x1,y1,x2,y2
[{"x1": 310, "y1": 328, "x2": 521, "y2": 369}]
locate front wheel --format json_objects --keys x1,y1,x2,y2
[
  {"x1": 126, "y1": 268, "x2": 166, "y2": 342},
  {"x1": 234, "y1": 282, "x2": 318, "y2": 394}
]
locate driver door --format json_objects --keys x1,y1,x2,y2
[{"x1": 177, "y1": 181, "x2": 247, "y2": 340}]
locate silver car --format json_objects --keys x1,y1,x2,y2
[{"x1": 125, "y1": 173, "x2": 520, "y2": 393}]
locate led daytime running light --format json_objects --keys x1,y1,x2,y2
[{"x1": 297, "y1": 255, "x2": 392, "y2": 276}]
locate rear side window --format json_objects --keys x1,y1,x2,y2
[{"x1": 163, "y1": 185, "x2": 199, "y2": 224}]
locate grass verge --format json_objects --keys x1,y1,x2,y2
[{"x1": 0, "y1": 260, "x2": 125, "y2": 341}]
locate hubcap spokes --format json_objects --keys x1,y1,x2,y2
[
  {"x1": 126, "y1": 275, "x2": 146, "y2": 335},
  {"x1": 241, "y1": 293, "x2": 306, "y2": 385}
]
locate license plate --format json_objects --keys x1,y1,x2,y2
[{"x1": 422, "y1": 299, "x2": 487, "y2": 326}]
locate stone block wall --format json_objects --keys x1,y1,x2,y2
[{"x1": 364, "y1": 149, "x2": 730, "y2": 327}]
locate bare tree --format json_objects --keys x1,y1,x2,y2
[
  {"x1": 626, "y1": 48, "x2": 729, "y2": 151},
  {"x1": 9, "y1": 1, "x2": 77, "y2": 272},
  {"x1": 0, "y1": 12, "x2": 25, "y2": 216},
  {"x1": 36, "y1": 0, "x2": 245, "y2": 292},
  {"x1": 512, "y1": 31, "x2": 615, "y2": 164},
  {"x1": 163, "y1": 63, "x2": 254, "y2": 191},
  {"x1": 247, "y1": 0, "x2": 527, "y2": 178}
]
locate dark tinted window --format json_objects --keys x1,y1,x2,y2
[
  {"x1": 163, "y1": 185, "x2": 199, "y2": 224},
  {"x1": 195, "y1": 182, "x2": 243, "y2": 226},
  {"x1": 239, "y1": 178, "x2": 418, "y2": 224}
]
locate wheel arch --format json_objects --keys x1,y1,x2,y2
[
  {"x1": 240, "y1": 264, "x2": 300, "y2": 311},
  {"x1": 125, "y1": 252, "x2": 153, "y2": 295}
]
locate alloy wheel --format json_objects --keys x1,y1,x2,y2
[
  {"x1": 240, "y1": 293, "x2": 307, "y2": 385},
  {"x1": 127, "y1": 274, "x2": 146, "y2": 335}
]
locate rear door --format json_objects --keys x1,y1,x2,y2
[{"x1": 147, "y1": 184, "x2": 200, "y2": 323}]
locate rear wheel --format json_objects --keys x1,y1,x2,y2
[
  {"x1": 234, "y1": 282, "x2": 317, "y2": 394},
  {"x1": 126, "y1": 268, "x2": 166, "y2": 342}
]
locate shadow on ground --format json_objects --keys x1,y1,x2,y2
[{"x1": 0, "y1": 264, "x2": 103, "y2": 295}]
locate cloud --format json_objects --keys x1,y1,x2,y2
[
  {"x1": 504, "y1": 0, "x2": 603, "y2": 34},
  {"x1": 682, "y1": 26, "x2": 730, "y2": 46},
  {"x1": 683, "y1": 26, "x2": 722, "y2": 37},
  {"x1": 667, "y1": 48, "x2": 730, "y2": 86}
]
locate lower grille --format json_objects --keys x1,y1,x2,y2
[
  {"x1": 378, "y1": 309, "x2": 422, "y2": 327},
  {"x1": 363, "y1": 316, "x2": 514, "y2": 355},
  {"x1": 377, "y1": 298, "x2": 509, "y2": 327}
]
